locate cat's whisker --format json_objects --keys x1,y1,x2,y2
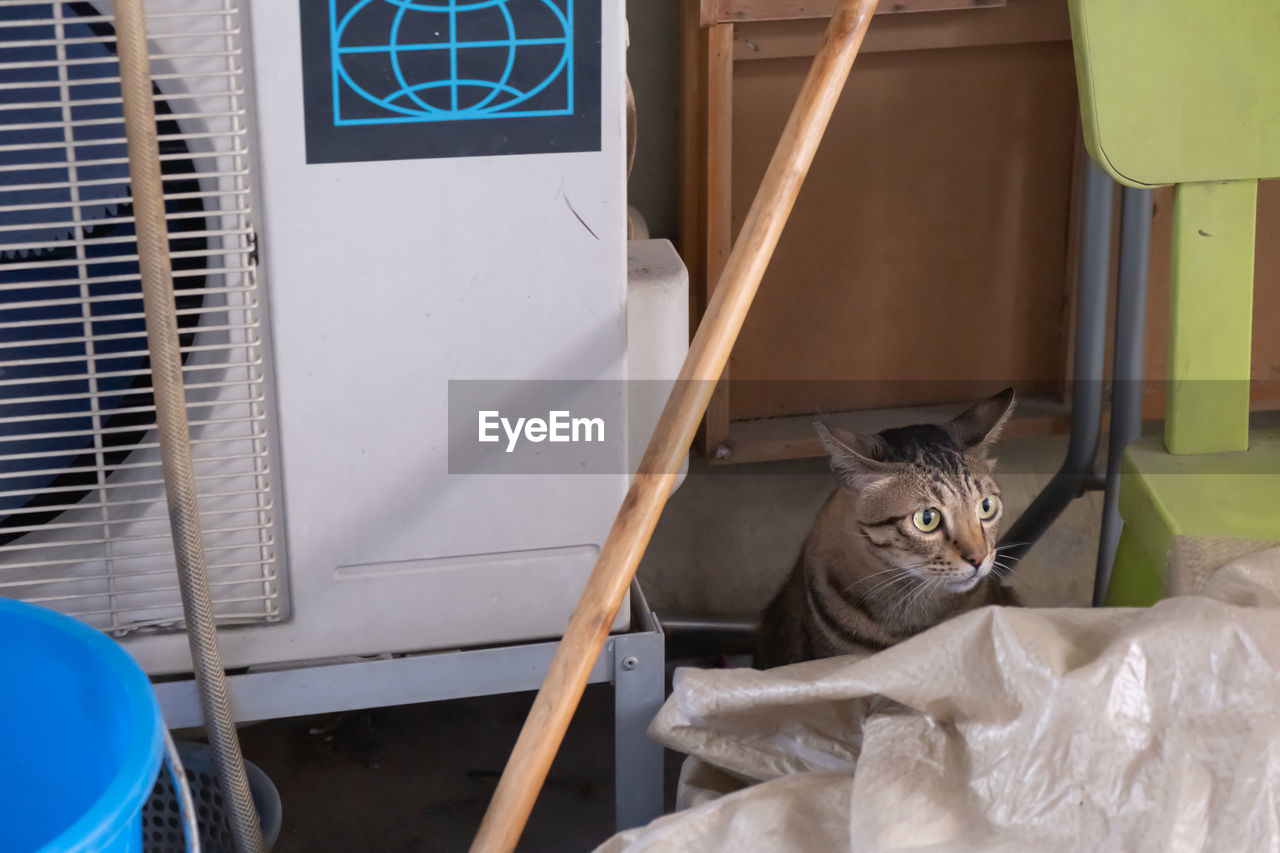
[
  {"x1": 843, "y1": 567, "x2": 904, "y2": 596},
  {"x1": 992, "y1": 546, "x2": 1025, "y2": 569},
  {"x1": 871, "y1": 574, "x2": 920, "y2": 599},
  {"x1": 854, "y1": 572, "x2": 918, "y2": 604},
  {"x1": 844, "y1": 563, "x2": 929, "y2": 597},
  {"x1": 851, "y1": 573, "x2": 903, "y2": 597},
  {"x1": 919, "y1": 578, "x2": 944, "y2": 618},
  {"x1": 863, "y1": 561, "x2": 931, "y2": 576},
  {"x1": 994, "y1": 542, "x2": 1033, "y2": 553},
  {"x1": 851, "y1": 565, "x2": 908, "y2": 584},
  {"x1": 857, "y1": 569, "x2": 930, "y2": 606},
  {"x1": 901, "y1": 580, "x2": 925, "y2": 620},
  {"x1": 906, "y1": 578, "x2": 936, "y2": 617},
  {"x1": 903, "y1": 574, "x2": 939, "y2": 620}
]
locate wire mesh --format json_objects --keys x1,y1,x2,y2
[{"x1": 0, "y1": 0, "x2": 284, "y2": 634}]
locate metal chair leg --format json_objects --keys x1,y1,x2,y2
[
  {"x1": 1093, "y1": 187, "x2": 1152, "y2": 605},
  {"x1": 998, "y1": 158, "x2": 1113, "y2": 564}
]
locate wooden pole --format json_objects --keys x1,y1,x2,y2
[{"x1": 470, "y1": 1, "x2": 881, "y2": 849}]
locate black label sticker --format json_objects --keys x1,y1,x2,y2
[{"x1": 300, "y1": 0, "x2": 601, "y2": 164}]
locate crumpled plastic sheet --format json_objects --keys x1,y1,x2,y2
[{"x1": 596, "y1": 548, "x2": 1280, "y2": 853}]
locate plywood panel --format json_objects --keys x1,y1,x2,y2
[
  {"x1": 1251, "y1": 182, "x2": 1280, "y2": 389},
  {"x1": 727, "y1": 42, "x2": 1080, "y2": 420}
]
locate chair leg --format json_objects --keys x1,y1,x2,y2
[
  {"x1": 1106, "y1": 527, "x2": 1164, "y2": 606},
  {"x1": 999, "y1": 158, "x2": 1112, "y2": 563},
  {"x1": 1166, "y1": 180, "x2": 1257, "y2": 454},
  {"x1": 1094, "y1": 187, "x2": 1152, "y2": 606}
]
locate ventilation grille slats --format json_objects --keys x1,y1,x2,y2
[{"x1": 0, "y1": 0, "x2": 284, "y2": 635}]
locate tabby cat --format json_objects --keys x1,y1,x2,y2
[{"x1": 755, "y1": 388, "x2": 1019, "y2": 669}]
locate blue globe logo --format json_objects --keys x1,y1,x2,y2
[{"x1": 330, "y1": 0, "x2": 574, "y2": 125}]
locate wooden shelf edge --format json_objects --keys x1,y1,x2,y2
[
  {"x1": 715, "y1": 395, "x2": 1072, "y2": 465},
  {"x1": 703, "y1": 0, "x2": 1006, "y2": 26},
  {"x1": 713, "y1": 390, "x2": 1280, "y2": 466},
  {"x1": 731, "y1": 0, "x2": 1068, "y2": 60}
]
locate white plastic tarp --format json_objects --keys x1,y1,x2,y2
[{"x1": 597, "y1": 548, "x2": 1280, "y2": 852}]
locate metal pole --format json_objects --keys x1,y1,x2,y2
[
  {"x1": 658, "y1": 615, "x2": 758, "y2": 635},
  {"x1": 1094, "y1": 187, "x2": 1152, "y2": 605},
  {"x1": 998, "y1": 158, "x2": 1113, "y2": 563},
  {"x1": 113, "y1": 2, "x2": 264, "y2": 850}
]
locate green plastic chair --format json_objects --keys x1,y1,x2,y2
[{"x1": 1067, "y1": 1, "x2": 1280, "y2": 604}]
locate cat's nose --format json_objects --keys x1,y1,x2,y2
[{"x1": 962, "y1": 552, "x2": 987, "y2": 570}]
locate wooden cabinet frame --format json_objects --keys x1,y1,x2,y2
[
  {"x1": 678, "y1": 0, "x2": 1280, "y2": 464},
  {"x1": 680, "y1": 0, "x2": 1081, "y2": 461}
]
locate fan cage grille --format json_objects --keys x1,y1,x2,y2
[{"x1": 0, "y1": 0, "x2": 286, "y2": 635}]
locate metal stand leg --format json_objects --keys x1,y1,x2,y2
[
  {"x1": 1094, "y1": 187, "x2": 1152, "y2": 605},
  {"x1": 999, "y1": 158, "x2": 1114, "y2": 563},
  {"x1": 612, "y1": 625, "x2": 665, "y2": 831}
]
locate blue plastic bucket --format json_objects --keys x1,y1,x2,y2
[{"x1": 0, "y1": 598, "x2": 164, "y2": 852}]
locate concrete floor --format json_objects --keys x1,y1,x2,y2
[
  {"x1": 236, "y1": 685, "x2": 684, "y2": 853},
  {"x1": 232, "y1": 434, "x2": 1102, "y2": 851}
]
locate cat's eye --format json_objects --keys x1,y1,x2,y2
[
  {"x1": 977, "y1": 496, "x2": 999, "y2": 520},
  {"x1": 912, "y1": 507, "x2": 942, "y2": 532}
]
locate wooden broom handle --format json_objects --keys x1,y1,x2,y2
[{"x1": 470, "y1": 1, "x2": 880, "y2": 849}]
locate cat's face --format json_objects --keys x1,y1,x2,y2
[
  {"x1": 852, "y1": 437, "x2": 1003, "y2": 592},
  {"x1": 815, "y1": 389, "x2": 1015, "y2": 594}
]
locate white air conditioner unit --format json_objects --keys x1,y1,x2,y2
[{"x1": 1, "y1": 0, "x2": 686, "y2": 676}]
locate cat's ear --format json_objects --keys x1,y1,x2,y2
[
  {"x1": 813, "y1": 423, "x2": 896, "y2": 492},
  {"x1": 949, "y1": 387, "x2": 1015, "y2": 454}
]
